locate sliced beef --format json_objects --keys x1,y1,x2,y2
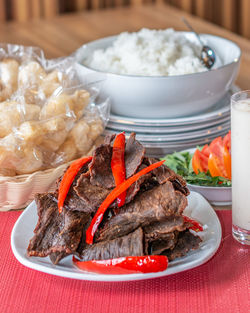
[
  {"x1": 49, "y1": 252, "x2": 67, "y2": 265},
  {"x1": 145, "y1": 157, "x2": 189, "y2": 196},
  {"x1": 79, "y1": 228, "x2": 144, "y2": 261},
  {"x1": 145, "y1": 157, "x2": 177, "y2": 184},
  {"x1": 104, "y1": 133, "x2": 116, "y2": 145},
  {"x1": 89, "y1": 133, "x2": 145, "y2": 190},
  {"x1": 74, "y1": 174, "x2": 110, "y2": 212},
  {"x1": 144, "y1": 216, "x2": 187, "y2": 242},
  {"x1": 97, "y1": 181, "x2": 187, "y2": 242},
  {"x1": 27, "y1": 193, "x2": 90, "y2": 263},
  {"x1": 56, "y1": 162, "x2": 92, "y2": 213},
  {"x1": 63, "y1": 190, "x2": 93, "y2": 213},
  {"x1": 162, "y1": 230, "x2": 202, "y2": 261},
  {"x1": 125, "y1": 132, "x2": 145, "y2": 178},
  {"x1": 55, "y1": 161, "x2": 90, "y2": 190},
  {"x1": 144, "y1": 216, "x2": 188, "y2": 255},
  {"x1": 74, "y1": 167, "x2": 152, "y2": 213},
  {"x1": 149, "y1": 232, "x2": 178, "y2": 255},
  {"x1": 89, "y1": 144, "x2": 115, "y2": 188},
  {"x1": 172, "y1": 179, "x2": 189, "y2": 196}
]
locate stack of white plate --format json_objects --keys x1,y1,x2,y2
[{"x1": 104, "y1": 87, "x2": 237, "y2": 157}]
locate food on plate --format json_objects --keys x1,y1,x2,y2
[
  {"x1": 163, "y1": 131, "x2": 231, "y2": 187},
  {"x1": 84, "y1": 28, "x2": 207, "y2": 76},
  {"x1": 0, "y1": 58, "x2": 105, "y2": 176},
  {"x1": 27, "y1": 133, "x2": 202, "y2": 274}
]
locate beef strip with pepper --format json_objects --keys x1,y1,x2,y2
[
  {"x1": 27, "y1": 133, "x2": 202, "y2": 267},
  {"x1": 27, "y1": 192, "x2": 90, "y2": 263},
  {"x1": 96, "y1": 181, "x2": 187, "y2": 242}
]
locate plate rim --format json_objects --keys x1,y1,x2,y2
[
  {"x1": 105, "y1": 121, "x2": 230, "y2": 142},
  {"x1": 11, "y1": 191, "x2": 222, "y2": 282},
  {"x1": 107, "y1": 115, "x2": 230, "y2": 135}
]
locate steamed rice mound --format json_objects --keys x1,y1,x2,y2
[{"x1": 84, "y1": 28, "x2": 207, "y2": 76}]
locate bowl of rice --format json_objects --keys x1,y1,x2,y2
[{"x1": 74, "y1": 28, "x2": 241, "y2": 119}]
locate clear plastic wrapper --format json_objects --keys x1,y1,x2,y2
[{"x1": 0, "y1": 44, "x2": 110, "y2": 176}]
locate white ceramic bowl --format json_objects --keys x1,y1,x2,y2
[
  {"x1": 187, "y1": 184, "x2": 231, "y2": 206},
  {"x1": 74, "y1": 32, "x2": 241, "y2": 119}
]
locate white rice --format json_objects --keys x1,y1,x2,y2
[{"x1": 84, "y1": 28, "x2": 207, "y2": 76}]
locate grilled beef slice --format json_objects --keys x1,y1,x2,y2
[
  {"x1": 74, "y1": 166, "x2": 153, "y2": 213},
  {"x1": 56, "y1": 162, "x2": 92, "y2": 213},
  {"x1": 145, "y1": 157, "x2": 189, "y2": 196},
  {"x1": 27, "y1": 193, "x2": 89, "y2": 263},
  {"x1": 89, "y1": 144, "x2": 115, "y2": 188},
  {"x1": 74, "y1": 174, "x2": 110, "y2": 212},
  {"x1": 143, "y1": 216, "x2": 189, "y2": 255},
  {"x1": 89, "y1": 133, "x2": 145, "y2": 189},
  {"x1": 97, "y1": 181, "x2": 187, "y2": 242},
  {"x1": 149, "y1": 232, "x2": 178, "y2": 255},
  {"x1": 144, "y1": 216, "x2": 188, "y2": 242},
  {"x1": 49, "y1": 252, "x2": 68, "y2": 265},
  {"x1": 125, "y1": 132, "x2": 145, "y2": 178},
  {"x1": 79, "y1": 228, "x2": 144, "y2": 261},
  {"x1": 162, "y1": 230, "x2": 202, "y2": 261}
]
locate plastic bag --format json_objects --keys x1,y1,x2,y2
[{"x1": 0, "y1": 44, "x2": 110, "y2": 176}]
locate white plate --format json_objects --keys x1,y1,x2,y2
[
  {"x1": 107, "y1": 115, "x2": 230, "y2": 134},
  {"x1": 11, "y1": 191, "x2": 221, "y2": 282},
  {"x1": 105, "y1": 121, "x2": 230, "y2": 142}
]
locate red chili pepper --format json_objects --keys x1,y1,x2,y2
[
  {"x1": 111, "y1": 132, "x2": 126, "y2": 207},
  {"x1": 86, "y1": 160, "x2": 165, "y2": 244},
  {"x1": 183, "y1": 216, "x2": 203, "y2": 232},
  {"x1": 58, "y1": 156, "x2": 92, "y2": 213},
  {"x1": 72, "y1": 255, "x2": 168, "y2": 275}
]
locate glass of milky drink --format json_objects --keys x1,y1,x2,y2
[{"x1": 231, "y1": 90, "x2": 250, "y2": 245}]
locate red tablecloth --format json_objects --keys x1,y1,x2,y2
[{"x1": 0, "y1": 210, "x2": 249, "y2": 313}]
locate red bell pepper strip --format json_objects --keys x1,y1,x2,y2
[
  {"x1": 86, "y1": 160, "x2": 165, "y2": 244},
  {"x1": 72, "y1": 255, "x2": 168, "y2": 275},
  {"x1": 183, "y1": 216, "x2": 203, "y2": 232},
  {"x1": 58, "y1": 156, "x2": 93, "y2": 213},
  {"x1": 111, "y1": 132, "x2": 126, "y2": 207}
]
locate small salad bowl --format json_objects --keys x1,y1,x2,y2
[
  {"x1": 163, "y1": 144, "x2": 232, "y2": 206},
  {"x1": 187, "y1": 184, "x2": 231, "y2": 206}
]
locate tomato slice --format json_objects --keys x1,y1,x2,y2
[
  {"x1": 208, "y1": 153, "x2": 226, "y2": 177},
  {"x1": 209, "y1": 136, "x2": 224, "y2": 158},
  {"x1": 201, "y1": 144, "x2": 210, "y2": 158},
  {"x1": 191, "y1": 131, "x2": 232, "y2": 180},
  {"x1": 223, "y1": 131, "x2": 231, "y2": 154},
  {"x1": 199, "y1": 151, "x2": 209, "y2": 172},
  {"x1": 192, "y1": 149, "x2": 205, "y2": 174},
  {"x1": 223, "y1": 146, "x2": 231, "y2": 179}
]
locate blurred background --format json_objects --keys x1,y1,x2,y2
[{"x1": 0, "y1": 0, "x2": 249, "y2": 39}]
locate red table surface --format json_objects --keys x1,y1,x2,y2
[{"x1": 0, "y1": 210, "x2": 249, "y2": 313}]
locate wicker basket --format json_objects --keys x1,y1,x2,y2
[{"x1": 0, "y1": 163, "x2": 69, "y2": 211}]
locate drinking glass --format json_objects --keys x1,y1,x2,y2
[{"x1": 231, "y1": 90, "x2": 250, "y2": 245}]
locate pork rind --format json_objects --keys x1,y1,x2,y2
[{"x1": 0, "y1": 44, "x2": 109, "y2": 176}]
